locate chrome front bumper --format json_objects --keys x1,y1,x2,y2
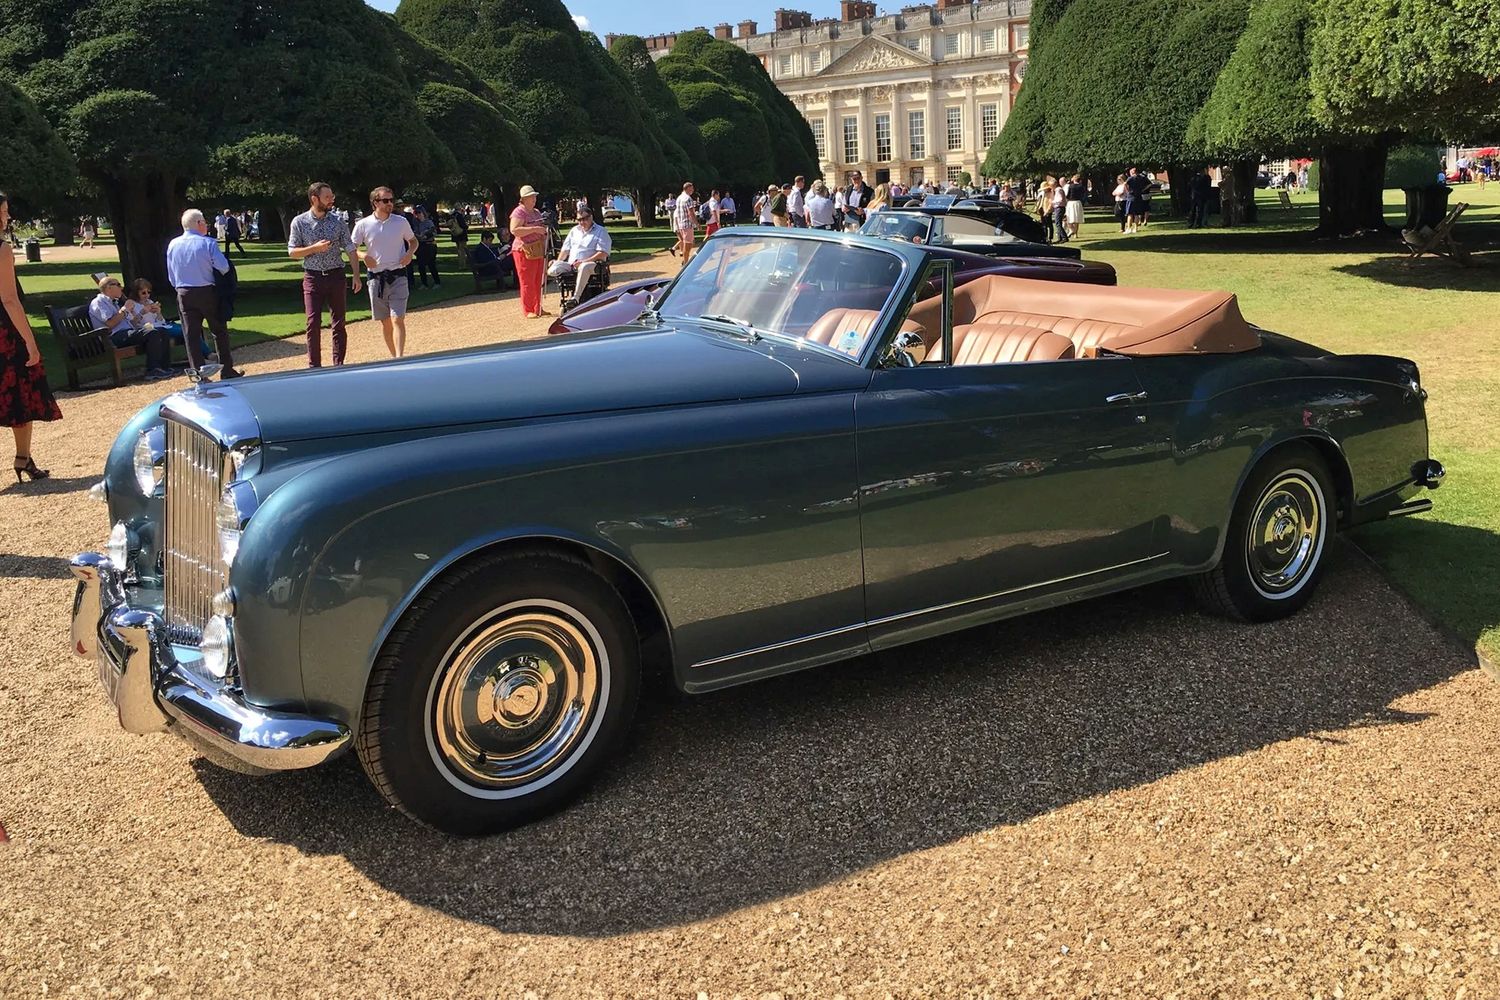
[{"x1": 69, "y1": 552, "x2": 350, "y2": 771}]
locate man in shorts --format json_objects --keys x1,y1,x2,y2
[
  {"x1": 674, "y1": 181, "x2": 696, "y2": 267},
  {"x1": 351, "y1": 186, "x2": 418, "y2": 358}
]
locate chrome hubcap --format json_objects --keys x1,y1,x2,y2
[
  {"x1": 1247, "y1": 473, "x2": 1323, "y2": 596},
  {"x1": 430, "y1": 608, "x2": 601, "y2": 790}
]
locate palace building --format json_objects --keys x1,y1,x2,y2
[{"x1": 609, "y1": 0, "x2": 1032, "y2": 188}]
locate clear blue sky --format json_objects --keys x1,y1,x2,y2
[{"x1": 364, "y1": 1, "x2": 846, "y2": 40}]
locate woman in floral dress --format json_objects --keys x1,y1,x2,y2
[{"x1": 0, "y1": 192, "x2": 62, "y2": 482}]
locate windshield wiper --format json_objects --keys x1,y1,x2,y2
[{"x1": 698, "y1": 313, "x2": 761, "y2": 342}]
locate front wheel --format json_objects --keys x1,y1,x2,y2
[
  {"x1": 1192, "y1": 446, "x2": 1334, "y2": 622},
  {"x1": 356, "y1": 549, "x2": 640, "y2": 835}
]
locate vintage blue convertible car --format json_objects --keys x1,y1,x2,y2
[{"x1": 71, "y1": 229, "x2": 1444, "y2": 834}]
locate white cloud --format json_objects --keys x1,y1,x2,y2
[{"x1": 573, "y1": 14, "x2": 592, "y2": 31}]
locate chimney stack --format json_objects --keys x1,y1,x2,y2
[
  {"x1": 774, "y1": 9, "x2": 814, "y2": 30},
  {"x1": 841, "y1": 0, "x2": 877, "y2": 19},
  {"x1": 714, "y1": 22, "x2": 734, "y2": 39},
  {"x1": 937, "y1": 0, "x2": 972, "y2": 8},
  {"x1": 739, "y1": 19, "x2": 759, "y2": 37}
]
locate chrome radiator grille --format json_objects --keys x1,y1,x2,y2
[{"x1": 163, "y1": 418, "x2": 226, "y2": 642}]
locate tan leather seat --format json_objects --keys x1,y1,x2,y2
[
  {"x1": 929, "y1": 322, "x2": 1076, "y2": 364},
  {"x1": 906, "y1": 274, "x2": 1258, "y2": 357},
  {"x1": 805, "y1": 308, "x2": 925, "y2": 347}
]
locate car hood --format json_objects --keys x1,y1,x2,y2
[{"x1": 223, "y1": 325, "x2": 809, "y2": 443}]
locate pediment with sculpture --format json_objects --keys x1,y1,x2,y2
[{"x1": 817, "y1": 34, "x2": 933, "y2": 77}]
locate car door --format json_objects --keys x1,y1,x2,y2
[{"x1": 856, "y1": 262, "x2": 1173, "y2": 646}]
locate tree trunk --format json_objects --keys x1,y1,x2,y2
[
  {"x1": 101, "y1": 172, "x2": 184, "y2": 289},
  {"x1": 48, "y1": 217, "x2": 75, "y2": 246},
  {"x1": 1087, "y1": 169, "x2": 1113, "y2": 206},
  {"x1": 256, "y1": 199, "x2": 286, "y2": 243},
  {"x1": 633, "y1": 187, "x2": 657, "y2": 227},
  {"x1": 1219, "y1": 160, "x2": 1259, "y2": 227},
  {"x1": 1317, "y1": 142, "x2": 1391, "y2": 237},
  {"x1": 1167, "y1": 165, "x2": 1194, "y2": 218}
]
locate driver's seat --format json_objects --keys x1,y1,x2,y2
[{"x1": 806, "y1": 308, "x2": 924, "y2": 347}]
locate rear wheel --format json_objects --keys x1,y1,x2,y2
[
  {"x1": 1193, "y1": 446, "x2": 1334, "y2": 622},
  {"x1": 356, "y1": 549, "x2": 640, "y2": 835}
]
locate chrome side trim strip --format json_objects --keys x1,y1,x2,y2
[
  {"x1": 690, "y1": 621, "x2": 868, "y2": 670},
  {"x1": 867, "y1": 552, "x2": 1172, "y2": 628},
  {"x1": 690, "y1": 551, "x2": 1172, "y2": 670}
]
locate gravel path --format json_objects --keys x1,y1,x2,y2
[{"x1": 3, "y1": 265, "x2": 1498, "y2": 997}]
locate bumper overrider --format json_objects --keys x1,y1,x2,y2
[{"x1": 69, "y1": 552, "x2": 350, "y2": 771}]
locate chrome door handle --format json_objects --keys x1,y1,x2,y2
[{"x1": 1105, "y1": 391, "x2": 1149, "y2": 404}]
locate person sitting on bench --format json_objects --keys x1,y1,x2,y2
[
  {"x1": 471, "y1": 230, "x2": 515, "y2": 285},
  {"x1": 125, "y1": 277, "x2": 211, "y2": 361},
  {"x1": 89, "y1": 276, "x2": 171, "y2": 379},
  {"x1": 558, "y1": 207, "x2": 611, "y2": 303}
]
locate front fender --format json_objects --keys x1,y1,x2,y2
[{"x1": 229, "y1": 393, "x2": 861, "y2": 727}]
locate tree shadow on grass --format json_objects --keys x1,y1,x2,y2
[
  {"x1": 194, "y1": 543, "x2": 1480, "y2": 937},
  {"x1": 1334, "y1": 253, "x2": 1500, "y2": 292}
]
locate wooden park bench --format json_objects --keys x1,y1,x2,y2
[
  {"x1": 1402, "y1": 202, "x2": 1471, "y2": 264},
  {"x1": 1277, "y1": 189, "x2": 1293, "y2": 210},
  {"x1": 44, "y1": 303, "x2": 153, "y2": 389}
]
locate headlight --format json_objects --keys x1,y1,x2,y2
[
  {"x1": 133, "y1": 427, "x2": 165, "y2": 495},
  {"x1": 200, "y1": 614, "x2": 233, "y2": 681},
  {"x1": 216, "y1": 481, "x2": 258, "y2": 566}
]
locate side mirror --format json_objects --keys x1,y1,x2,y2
[{"x1": 882, "y1": 330, "x2": 928, "y2": 368}]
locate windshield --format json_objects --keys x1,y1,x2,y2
[
  {"x1": 860, "y1": 213, "x2": 934, "y2": 244},
  {"x1": 656, "y1": 233, "x2": 906, "y2": 359}
]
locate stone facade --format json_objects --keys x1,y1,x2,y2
[{"x1": 613, "y1": 1, "x2": 1032, "y2": 188}]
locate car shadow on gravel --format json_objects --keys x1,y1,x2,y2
[{"x1": 194, "y1": 542, "x2": 1474, "y2": 936}]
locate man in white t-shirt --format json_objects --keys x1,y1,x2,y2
[
  {"x1": 351, "y1": 185, "x2": 418, "y2": 357},
  {"x1": 673, "y1": 181, "x2": 696, "y2": 267}
]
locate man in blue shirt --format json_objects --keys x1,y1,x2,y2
[{"x1": 166, "y1": 209, "x2": 241, "y2": 377}]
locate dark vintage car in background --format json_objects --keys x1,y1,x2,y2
[
  {"x1": 71, "y1": 229, "x2": 1443, "y2": 835},
  {"x1": 864, "y1": 195, "x2": 1080, "y2": 260}
]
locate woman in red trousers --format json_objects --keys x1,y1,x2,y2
[{"x1": 509, "y1": 185, "x2": 549, "y2": 319}]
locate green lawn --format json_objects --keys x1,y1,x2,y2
[
  {"x1": 17, "y1": 225, "x2": 677, "y2": 377},
  {"x1": 1074, "y1": 185, "x2": 1500, "y2": 662}
]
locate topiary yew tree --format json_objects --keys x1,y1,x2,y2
[
  {"x1": 1310, "y1": 0, "x2": 1500, "y2": 140},
  {"x1": 1193, "y1": 0, "x2": 1389, "y2": 236},
  {"x1": 610, "y1": 34, "x2": 712, "y2": 225},
  {"x1": 383, "y1": 24, "x2": 558, "y2": 206},
  {"x1": 0, "y1": 78, "x2": 74, "y2": 213},
  {"x1": 664, "y1": 30, "x2": 819, "y2": 186},
  {"x1": 396, "y1": 0, "x2": 655, "y2": 199},
  {"x1": 2, "y1": 0, "x2": 456, "y2": 288}
]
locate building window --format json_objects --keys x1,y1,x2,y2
[
  {"x1": 908, "y1": 110, "x2": 925, "y2": 160},
  {"x1": 947, "y1": 165, "x2": 962, "y2": 184},
  {"x1": 944, "y1": 33, "x2": 960, "y2": 57},
  {"x1": 981, "y1": 103, "x2": 999, "y2": 146},
  {"x1": 808, "y1": 50, "x2": 821, "y2": 72},
  {"x1": 904, "y1": 37, "x2": 922, "y2": 52},
  {"x1": 979, "y1": 28, "x2": 997, "y2": 52},
  {"x1": 843, "y1": 116, "x2": 859, "y2": 163},
  {"x1": 874, "y1": 113, "x2": 892, "y2": 162},
  {"x1": 1014, "y1": 24, "x2": 1030, "y2": 50},
  {"x1": 811, "y1": 119, "x2": 827, "y2": 160},
  {"x1": 946, "y1": 106, "x2": 963, "y2": 151},
  {"x1": 778, "y1": 54, "x2": 793, "y2": 76}
]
